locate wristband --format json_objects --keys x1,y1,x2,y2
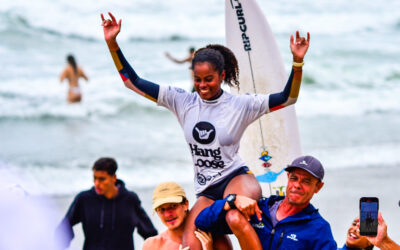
[{"x1": 293, "y1": 61, "x2": 304, "y2": 67}]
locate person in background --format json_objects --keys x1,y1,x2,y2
[
  {"x1": 165, "y1": 47, "x2": 195, "y2": 65},
  {"x1": 165, "y1": 47, "x2": 196, "y2": 92},
  {"x1": 55, "y1": 157, "x2": 157, "y2": 250},
  {"x1": 59, "y1": 54, "x2": 89, "y2": 103},
  {"x1": 195, "y1": 155, "x2": 337, "y2": 249},
  {"x1": 101, "y1": 12, "x2": 309, "y2": 250},
  {"x1": 339, "y1": 213, "x2": 400, "y2": 250},
  {"x1": 143, "y1": 182, "x2": 230, "y2": 250},
  {"x1": 339, "y1": 217, "x2": 374, "y2": 250}
]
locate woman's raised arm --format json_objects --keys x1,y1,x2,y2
[{"x1": 101, "y1": 12, "x2": 160, "y2": 102}]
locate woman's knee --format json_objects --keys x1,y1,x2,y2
[
  {"x1": 225, "y1": 209, "x2": 246, "y2": 230},
  {"x1": 224, "y1": 174, "x2": 262, "y2": 200}
]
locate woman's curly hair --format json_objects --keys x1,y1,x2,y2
[{"x1": 191, "y1": 44, "x2": 240, "y2": 88}]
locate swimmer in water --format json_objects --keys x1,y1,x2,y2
[
  {"x1": 59, "y1": 54, "x2": 89, "y2": 103},
  {"x1": 165, "y1": 47, "x2": 195, "y2": 65},
  {"x1": 165, "y1": 47, "x2": 196, "y2": 92}
]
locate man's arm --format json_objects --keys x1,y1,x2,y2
[
  {"x1": 132, "y1": 194, "x2": 158, "y2": 239},
  {"x1": 54, "y1": 195, "x2": 82, "y2": 249},
  {"x1": 195, "y1": 195, "x2": 261, "y2": 234},
  {"x1": 195, "y1": 199, "x2": 231, "y2": 234}
]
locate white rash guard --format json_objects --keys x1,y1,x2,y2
[{"x1": 158, "y1": 86, "x2": 270, "y2": 194}]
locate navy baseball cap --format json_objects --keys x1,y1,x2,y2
[{"x1": 285, "y1": 155, "x2": 324, "y2": 181}]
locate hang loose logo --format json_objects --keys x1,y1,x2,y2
[
  {"x1": 193, "y1": 122, "x2": 216, "y2": 144},
  {"x1": 195, "y1": 127, "x2": 214, "y2": 140}
]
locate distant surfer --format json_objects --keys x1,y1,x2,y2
[
  {"x1": 165, "y1": 47, "x2": 196, "y2": 92},
  {"x1": 101, "y1": 12, "x2": 309, "y2": 250},
  {"x1": 59, "y1": 54, "x2": 89, "y2": 103},
  {"x1": 165, "y1": 47, "x2": 195, "y2": 65}
]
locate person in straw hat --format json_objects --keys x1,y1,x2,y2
[{"x1": 143, "y1": 182, "x2": 231, "y2": 250}]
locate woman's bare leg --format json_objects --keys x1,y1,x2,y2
[
  {"x1": 223, "y1": 174, "x2": 262, "y2": 250},
  {"x1": 182, "y1": 196, "x2": 232, "y2": 250},
  {"x1": 182, "y1": 196, "x2": 214, "y2": 250}
]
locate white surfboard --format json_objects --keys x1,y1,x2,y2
[{"x1": 225, "y1": 0, "x2": 302, "y2": 196}]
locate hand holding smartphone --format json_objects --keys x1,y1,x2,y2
[{"x1": 359, "y1": 197, "x2": 379, "y2": 236}]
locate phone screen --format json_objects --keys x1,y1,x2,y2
[{"x1": 360, "y1": 198, "x2": 378, "y2": 236}]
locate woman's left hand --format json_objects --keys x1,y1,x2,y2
[
  {"x1": 194, "y1": 229, "x2": 213, "y2": 250},
  {"x1": 290, "y1": 31, "x2": 310, "y2": 63}
]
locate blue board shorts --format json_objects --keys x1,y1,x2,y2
[{"x1": 196, "y1": 166, "x2": 252, "y2": 200}]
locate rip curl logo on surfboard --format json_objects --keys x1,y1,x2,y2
[{"x1": 230, "y1": 0, "x2": 251, "y2": 52}]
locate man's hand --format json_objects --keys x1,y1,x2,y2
[
  {"x1": 365, "y1": 212, "x2": 387, "y2": 247},
  {"x1": 355, "y1": 212, "x2": 400, "y2": 250},
  {"x1": 224, "y1": 195, "x2": 262, "y2": 221}
]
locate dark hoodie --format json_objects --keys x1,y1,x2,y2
[{"x1": 56, "y1": 180, "x2": 157, "y2": 250}]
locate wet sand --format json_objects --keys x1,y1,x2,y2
[{"x1": 52, "y1": 165, "x2": 400, "y2": 249}]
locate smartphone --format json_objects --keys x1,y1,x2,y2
[{"x1": 359, "y1": 197, "x2": 379, "y2": 236}]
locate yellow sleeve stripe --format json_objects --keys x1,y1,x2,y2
[
  {"x1": 144, "y1": 94, "x2": 157, "y2": 103},
  {"x1": 111, "y1": 51, "x2": 123, "y2": 71}
]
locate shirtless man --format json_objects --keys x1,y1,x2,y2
[
  {"x1": 59, "y1": 54, "x2": 89, "y2": 103},
  {"x1": 142, "y1": 182, "x2": 215, "y2": 250}
]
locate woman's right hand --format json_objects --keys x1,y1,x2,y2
[{"x1": 101, "y1": 12, "x2": 121, "y2": 47}]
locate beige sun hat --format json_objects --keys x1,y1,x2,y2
[{"x1": 152, "y1": 182, "x2": 187, "y2": 211}]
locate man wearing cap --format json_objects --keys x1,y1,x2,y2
[
  {"x1": 195, "y1": 155, "x2": 337, "y2": 249},
  {"x1": 143, "y1": 182, "x2": 223, "y2": 250},
  {"x1": 55, "y1": 157, "x2": 157, "y2": 250}
]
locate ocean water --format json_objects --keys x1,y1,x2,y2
[{"x1": 1, "y1": 0, "x2": 400, "y2": 225}]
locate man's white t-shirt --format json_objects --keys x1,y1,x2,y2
[{"x1": 158, "y1": 86, "x2": 270, "y2": 194}]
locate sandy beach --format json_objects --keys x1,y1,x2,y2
[{"x1": 51, "y1": 165, "x2": 400, "y2": 249}]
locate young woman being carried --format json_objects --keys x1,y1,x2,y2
[{"x1": 101, "y1": 12, "x2": 310, "y2": 250}]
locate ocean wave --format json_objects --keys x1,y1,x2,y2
[
  {"x1": 128, "y1": 34, "x2": 199, "y2": 43},
  {"x1": 302, "y1": 74, "x2": 316, "y2": 85},
  {"x1": 2, "y1": 0, "x2": 398, "y2": 46},
  {"x1": 385, "y1": 71, "x2": 400, "y2": 81},
  {"x1": 0, "y1": 95, "x2": 163, "y2": 121},
  {"x1": 0, "y1": 11, "x2": 213, "y2": 46},
  {"x1": 0, "y1": 11, "x2": 98, "y2": 43}
]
